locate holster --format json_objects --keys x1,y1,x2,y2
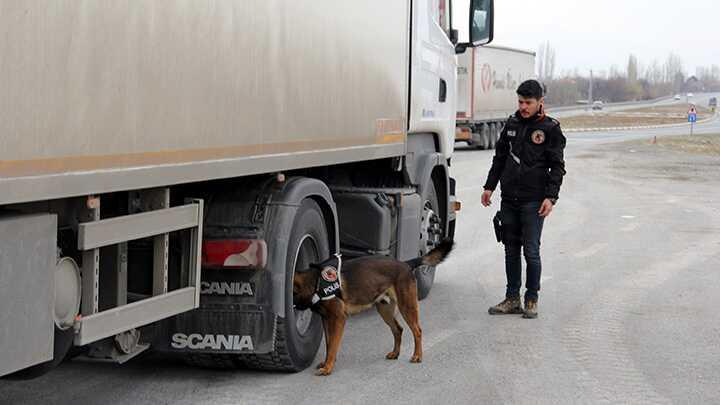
[{"x1": 493, "y1": 211, "x2": 503, "y2": 243}]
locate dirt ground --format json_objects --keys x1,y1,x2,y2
[
  {"x1": 579, "y1": 132, "x2": 720, "y2": 185},
  {"x1": 638, "y1": 133, "x2": 720, "y2": 156},
  {"x1": 562, "y1": 104, "x2": 712, "y2": 129}
]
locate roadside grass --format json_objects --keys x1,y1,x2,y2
[{"x1": 631, "y1": 133, "x2": 720, "y2": 156}]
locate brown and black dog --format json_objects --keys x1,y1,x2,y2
[{"x1": 293, "y1": 239, "x2": 454, "y2": 376}]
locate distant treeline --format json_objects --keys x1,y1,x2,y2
[{"x1": 536, "y1": 43, "x2": 720, "y2": 106}]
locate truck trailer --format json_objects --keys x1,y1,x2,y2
[
  {"x1": 0, "y1": 0, "x2": 494, "y2": 377},
  {"x1": 455, "y1": 45, "x2": 535, "y2": 149}
]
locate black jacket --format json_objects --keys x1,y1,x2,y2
[{"x1": 483, "y1": 111, "x2": 567, "y2": 202}]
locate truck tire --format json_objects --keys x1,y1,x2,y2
[
  {"x1": 240, "y1": 199, "x2": 327, "y2": 371},
  {"x1": 478, "y1": 124, "x2": 490, "y2": 150},
  {"x1": 488, "y1": 123, "x2": 498, "y2": 149},
  {"x1": 416, "y1": 184, "x2": 441, "y2": 300}
]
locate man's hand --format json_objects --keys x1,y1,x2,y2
[
  {"x1": 538, "y1": 199, "x2": 554, "y2": 217},
  {"x1": 481, "y1": 189, "x2": 493, "y2": 207}
]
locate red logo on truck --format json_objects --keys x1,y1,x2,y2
[{"x1": 480, "y1": 64, "x2": 492, "y2": 93}]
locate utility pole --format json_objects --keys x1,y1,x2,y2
[{"x1": 588, "y1": 69, "x2": 594, "y2": 105}]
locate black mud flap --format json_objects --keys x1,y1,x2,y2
[{"x1": 153, "y1": 268, "x2": 276, "y2": 355}]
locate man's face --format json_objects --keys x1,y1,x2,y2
[{"x1": 518, "y1": 96, "x2": 543, "y2": 118}]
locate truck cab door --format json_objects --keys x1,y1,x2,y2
[{"x1": 408, "y1": 0, "x2": 458, "y2": 158}]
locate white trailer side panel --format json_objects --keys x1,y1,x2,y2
[
  {"x1": 0, "y1": 214, "x2": 57, "y2": 376},
  {"x1": 457, "y1": 45, "x2": 535, "y2": 121},
  {"x1": 0, "y1": 1, "x2": 409, "y2": 205}
]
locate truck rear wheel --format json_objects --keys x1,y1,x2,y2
[
  {"x1": 477, "y1": 124, "x2": 490, "y2": 150},
  {"x1": 240, "y1": 199, "x2": 327, "y2": 371},
  {"x1": 488, "y1": 123, "x2": 498, "y2": 149}
]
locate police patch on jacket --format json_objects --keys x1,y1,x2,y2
[
  {"x1": 531, "y1": 130, "x2": 546, "y2": 144},
  {"x1": 310, "y1": 254, "x2": 342, "y2": 304}
]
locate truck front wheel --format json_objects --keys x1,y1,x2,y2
[{"x1": 416, "y1": 184, "x2": 442, "y2": 300}]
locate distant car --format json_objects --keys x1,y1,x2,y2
[
  {"x1": 592, "y1": 100, "x2": 604, "y2": 110},
  {"x1": 687, "y1": 93, "x2": 694, "y2": 98},
  {"x1": 710, "y1": 97, "x2": 718, "y2": 108},
  {"x1": 674, "y1": 94, "x2": 682, "y2": 100}
]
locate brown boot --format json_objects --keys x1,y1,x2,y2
[
  {"x1": 523, "y1": 299, "x2": 538, "y2": 319},
  {"x1": 488, "y1": 297, "x2": 523, "y2": 315}
]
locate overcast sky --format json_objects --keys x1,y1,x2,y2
[{"x1": 493, "y1": 0, "x2": 720, "y2": 77}]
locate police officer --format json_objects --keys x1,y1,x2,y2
[{"x1": 481, "y1": 79, "x2": 566, "y2": 319}]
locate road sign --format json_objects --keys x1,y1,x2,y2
[{"x1": 688, "y1": 113, "x2": 697, "y2": 123}]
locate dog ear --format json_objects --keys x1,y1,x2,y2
[{"x1": 293, "y1": 269, "x2": 314, "y2": 291}]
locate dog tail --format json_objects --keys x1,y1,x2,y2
[{"x1": 405, "y1": 239, "x2": 455, "y2": 269}]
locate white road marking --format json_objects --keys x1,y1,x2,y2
[
  {"x1": 423, "y1": 328, "x2": 459, "y2": 351},
  {"x1": 574, "y1": 242, "x2": 609, "y2": 258},
  {"x1": 621, "y1": 215, "x2": 636, "y2": 219},
  {"x1": 621, "y1": 222, "x2": 640, "y2": 232}
]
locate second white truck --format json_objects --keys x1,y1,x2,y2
[{"x1": 455, "y1": 45, "x2": 535, "y2": 149}]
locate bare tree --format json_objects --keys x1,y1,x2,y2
[
  {"x1": 546, "y1": 45, "x2": 556, "y2": 80},
  {"x1": 663, "y1": 53, "x2": 684, "y2": 84},
  {"x1": 536, "y1": 41, "x2": 556, "y2": 81},
  {"x1": 537, "y1": 43, "x2": 545, "y2": 80},
  {"x1": 544, "y1": 52, "x2": 696, "y2": 106},
  {"x1": 644, "y1": 59, "x2": 663, "y2": 84},
  {"x1": 627, "y1": 54, "x2": 638, "y2": 83}
]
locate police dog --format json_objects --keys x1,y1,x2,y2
[{"x1": 293, "y1": 239, "x2": 454, "y2": 376}]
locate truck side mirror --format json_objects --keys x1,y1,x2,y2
[
  {"x1": 452, "y1": 0, "x2": 494, "y2": 53},
  {"x1": 469, "y1": 0, "x2": 494, "y2": 47}
]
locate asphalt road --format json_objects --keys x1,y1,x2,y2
[{"x1": 2, "y1": 117, "x2": 720, "y2": 404}]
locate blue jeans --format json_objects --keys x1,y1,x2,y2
[{"x1": 500, "y1": 200, "x2": 545, "y2": 301}]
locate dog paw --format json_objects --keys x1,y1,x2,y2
[
  {"x1": 385, "y1": 352, "x2": 399, "y2": 360},
  {"x1": 316, "y1": 362, "x2": 326, "y2": 369},
  {"x1": 410, "y1": 355, "x2": 422, "y2": 363},
  {"x1": 315, "y1": 367, "x2": 333, "y2": 376}
]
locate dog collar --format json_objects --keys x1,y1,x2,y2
[{"x1": 310, "y1": 253, "x2": 342, "y2": 304}]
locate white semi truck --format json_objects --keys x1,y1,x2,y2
[
  {"x1": 0, "y1": 0, "x2": 494, "y2": 377},
  {"x1": 455, "y1": 45, "x2": 536, "y2": 149}
]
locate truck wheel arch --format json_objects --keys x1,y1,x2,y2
[
  {"x1": 264, "y1": 177, "x2": 339, "y2": 317},
  {"x1": 407, "y1": 133, "x2": 452, "y2": 300},
  {"x1": 408, "y1": 133, "x2": 450, "y2": 238}
]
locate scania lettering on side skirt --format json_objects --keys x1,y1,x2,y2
[
  {"x1": 171, "y1": 334, "x2": 254, "y2": 351},
  {"x1": 200, "y1": 281, "x2": 254, "y2": 296}
]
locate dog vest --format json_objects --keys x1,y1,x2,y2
[{"x1": 310, "y1": 253, "x2": 342, "y2": 304}]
